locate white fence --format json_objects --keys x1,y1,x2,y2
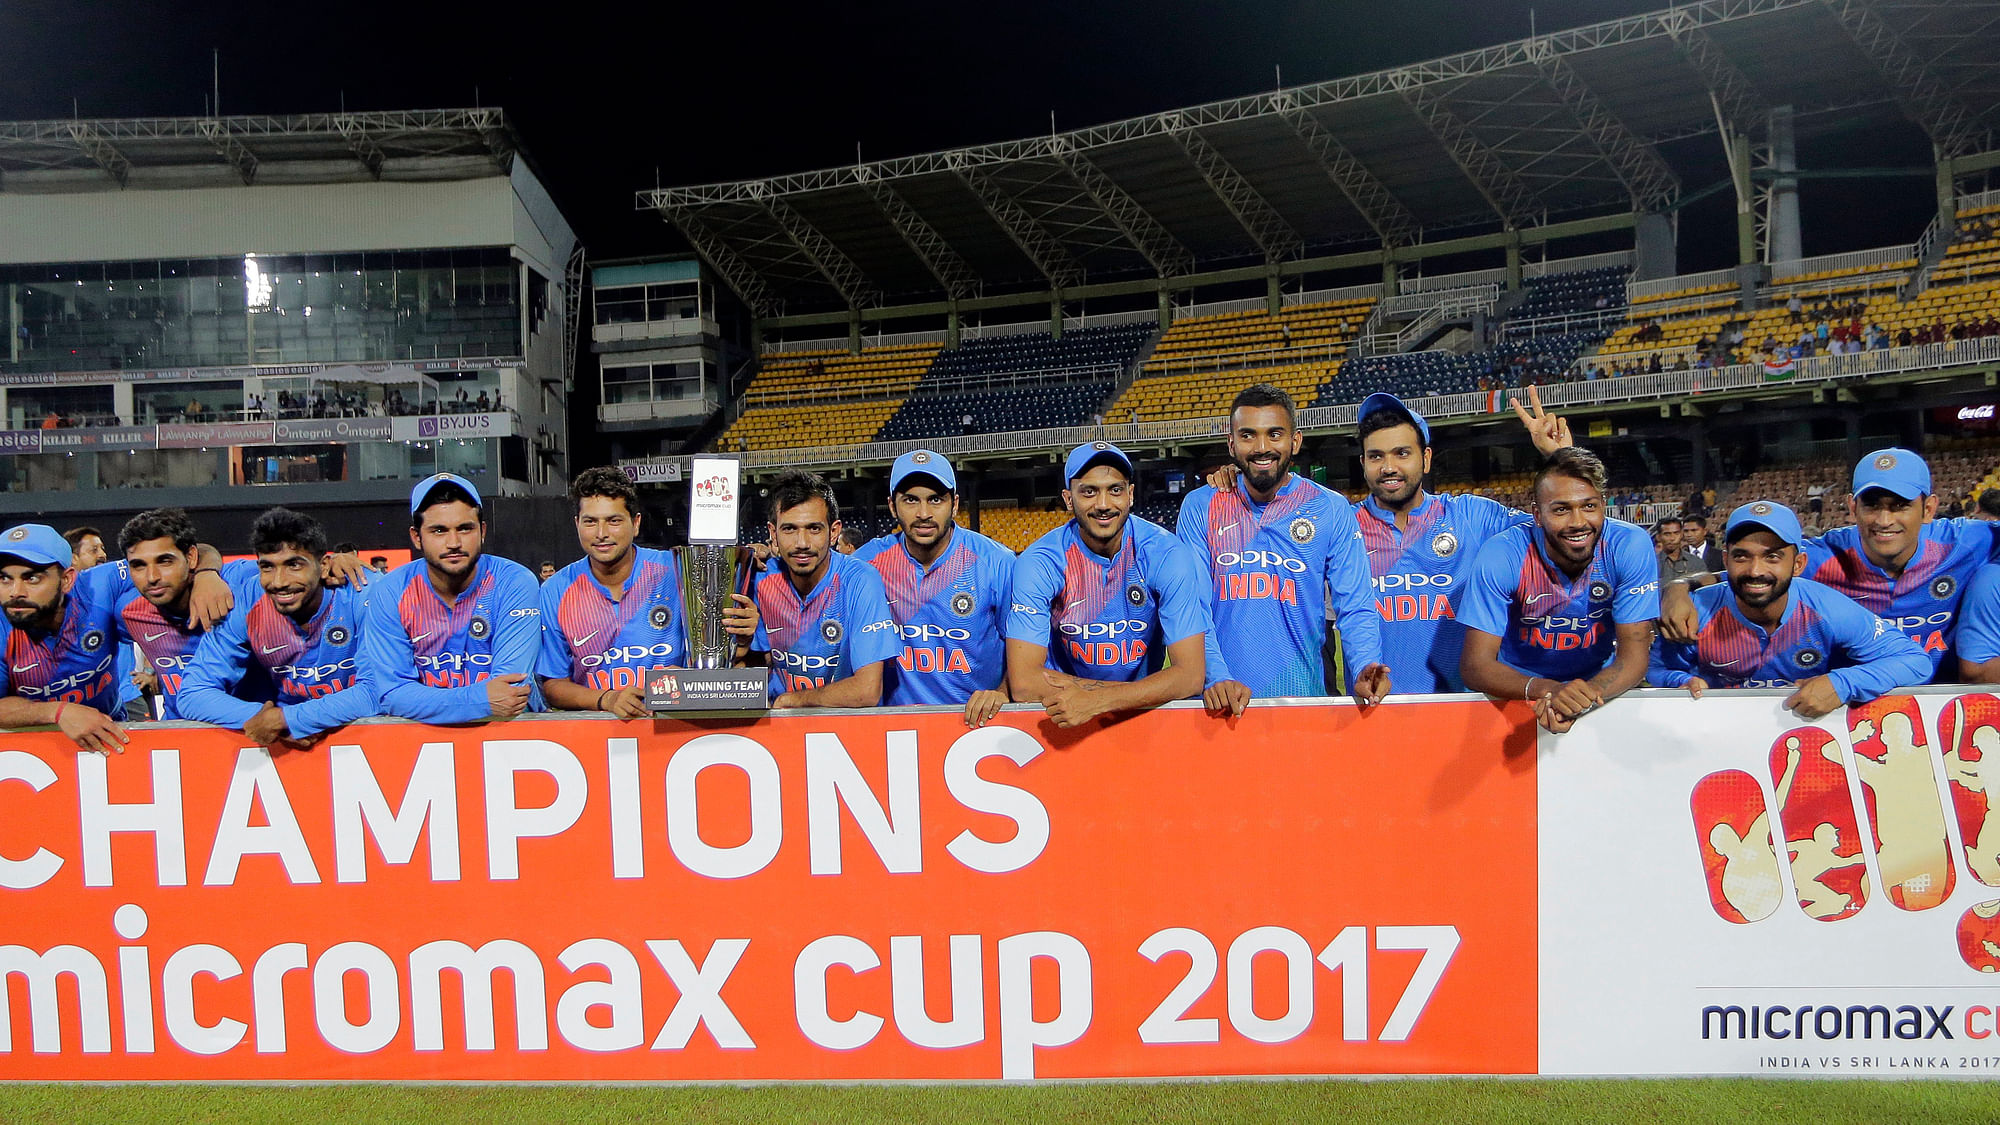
[
  {"x1": 1629, "y1": 265, "x2": 1740, "y2": 303},
  {"x1": 1768, "y1": 243, "x2": 1916, "y2": 280}
]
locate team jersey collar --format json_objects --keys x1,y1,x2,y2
[
  {"x1": 1360, "y1": 490, "x2": 1438, "y2": 534},
  {"x1": 895, "y1": 527, "x2": 958, "y2": 573},
  {"x1": 786, "y1": 550, "x2": 846, "y2": 603},
  {"x1": 583, "y1": 547, "x2": 654, "y2": 601},
  {"x1": 1529, "y1": 521, "x2": 1607, "y2": 592},
  {"x1": 1720, "y1": 583, "x2": 1800, "y2": 640},
  {"x1": 1064, "y1": 518, "x2": 1138, "y2": 570},
  {"x1": 422, "y1": 554, "x2": 490, "y2": 607}
]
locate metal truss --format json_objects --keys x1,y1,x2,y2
[
  {"x1": 647, "y1": 0, "x2": 1816, "y2": 207},
  {"x1": 65, "y1": 122, "x2": 131, "y2": 187},
  {"x1": 1533, "y1": 49, "x2": 1681, "y2": 210},
  {"x1": 561, "y1": 244, "x2": 586, "y2": 393},
  {"x1": 1275, "y1": 99, "x2": 1419, "y2": 246},
  {"x1": 1398, "y1": 79, "x2": 1546, "y2": 228},
  {"x1": 196, "y1": 119, "x2": 259, "y2": 185},
  {"x1": 952, "y1": 162, "x2": 1086, "y2": 289},
  {"x1": 757, "y1": 193, "x2": 880, "y2": 310},
  {"x1": 1663, "y1": 13, "x2": 1771, "y2": 132},
  {"x1": 1163, "y1": 116, "x2": 1302, "y2": 261},
  {"x1": 1049, "y1": 141, "x2": 1196, "y2": 277},
  {"x1": 658, "y1": 206, "x2": 779, "y2": 317},
  {"x1": 332, "y1": 114, "x2": 386, "y2": 179},
  {"x1": 1821, "y1": 0, "x2": 1991, "y2": 157},
  {"x1": 860, "y1": 175, "x2": 981, "y2": 300}
]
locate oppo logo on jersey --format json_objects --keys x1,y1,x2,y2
[
  {"x1": 899, "y1": 622, "x2": 976, "y2": 675},
  {"x1": 1525, "y1": 608, "x2": 1610, "y2": 631},
  {"x1": 902, "y1": 623, "x2": 972, "y2": 642},
  {"x1": 273, "y1": 657, "x2": 357, "y2": 683},
  {"x1": 416, "y1": 652, "x2": 494, "y2": 671},
  {"x1": 18, "y1": 655, "x2": 114, "y2": 701},
  {"x1": 1059, "y1": 619, "x2": 1146, "y2": 638},
  {"x1": 1215, "y1": 550, "x2": 1309, "y2": 574},
  {"x1": 776, "y1": 650, "x2": 841, "y2": 672},
  {"x1": 1518, "y1": 619, "x2": 1605, "y2": 652},
  {"x1": 1373, "y1": 573, "x2": 1454, "y2": 592},
  {"x1": 1883, "y1": 611, "x2": 1953, "y2": 654},
  {"x1": 583, "y1": 642, "x2": 679, "y2": 667}
]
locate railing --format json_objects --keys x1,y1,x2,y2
[
  {"x1": 619, "y1": 335, "x2": 2000, "y2": 477},
  {"x1": 1768, "y1": 243, "x2": 1916, "y2": 280},
  {"x1": 1522, "y1": 250, "x2": 1633, "y2": 278},
  {"x1": 1284, "y1": 282, "x2": 1384, "y2": 307},
  {"x1": 1379, "y1": 283, "x2": 1499, "y2": 319},
  {"x1": 1400, "y1": 267, "x2": 1508, "y2": 294},
  {"x1": 1628, "y1": 266, "x2": 1740, "y2": 304},
  {"x1": 1501, "y1": 307, "x2": 1627, "y2": 339},
  {"x1": 1959, "y1": 187, "x2": 2000, "y2": 215},
  {"x1": 1142, "y1": 341, "x2": 1348, "y2": 380},
  {"x1": 1360, "y1": 286, "x2": 1498, "y2": 356}
]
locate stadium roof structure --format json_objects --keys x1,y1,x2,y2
[
  {"x1": 641, "y1": 0, "x2": 2000, "y2": 320},
  {"x1": 0, "y1": 108, "x2": 521, "y2": 191}
]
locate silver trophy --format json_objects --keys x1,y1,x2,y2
[{"x1": 676, "y1": 544, "x2": 747, "y2": 669}]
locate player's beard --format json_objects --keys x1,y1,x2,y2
[
  {"x1": 1237, "y1": 449, "x2": 1292, "y2": 495},
  {"x1": 1733, "y1": 570, "x2": 1792, "y2": 612}
]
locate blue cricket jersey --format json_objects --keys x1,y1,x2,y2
[
  {"x1": 1950, "y1": 562, "x2": 2000, "y2": 667},
  {"x1": 1459, "y1": 519, "x2": 1660, "y2": 683},
  {"x1": 177, "y1": 582, "x2": 374, "y2": 737},
  {"x1": 1006, "y1": 515, "x2": 1211, "y2": 685},
  {"x1": 1176, "y1": 475, "x2": 1380, "y2": 697},
  {"x1": 0, "y1": 582, "x2": 124, "y2": 714},
  {"x1": 360, "y1": 555, "x2": 544, "y2": 724},
  {"x1": 750, "y1": 550, "x2": 899, "y2": 699},
  {"x1": 1357, "y1": 491, "x2": 1535, "y2": 694},
  {"x1": 537, "y1": 547, "x2": 688, "y2": 692},
  {"x1": 853, "y1": 527, "x2": 1014, "y2": 706},
  {"x1": 1649, "y1": 576, "x2": 1930, "y2": 703},
  {"x1": 1801, "y1": 518, "x2": 2000, "y2": 680}
]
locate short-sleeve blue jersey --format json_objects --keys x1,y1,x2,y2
[
  {"x1": 1800, "y1": 518, "x2": 2000, "y2": 680},
  {"x1": 1649, "y1": 576, "x2": 1931, "y2": 703},
  {"x1": 1006, "y1": 515, "x2": 1211, "y2": 684},
  {"x1": 360, "y1": 555, "x2": 543, "y2": 724},
  {"x1": 1175, "y1": 475, "x2": 1380, "y2": 697},
  {"x1": 853, "y1": 527, "x2": 1014, "y2": 706},
  {"x1": 536, "y1": 547, "x2": 688, "y2": 693},
  {"x1": 1356, "y1": 491, "x2": 1535, "y2": 694},
  {"x1": 177, "y1": 582, "x2": 374, "y2": 738},
  {"x1": 1951, "y1": 562, "x2": 2000, "y2": 666},
  {"x1": 0, "y1": 580, "x2": 124, "y2": 714},
  {"x1": 750, "y1": 550, "x2": 899, "y2": 699},
  {"x1": 108, "y1": 558, "x2": 267, "y2": 720},
  {"x1": 1458, "y1": 519, "x2": 1661, "y2": 682}
]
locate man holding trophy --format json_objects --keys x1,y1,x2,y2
[
  {"x1": 538, "y1": 467, "x2": 689, "y2": 718},
  {"x1": 723, "y1": 470, "x2": 899, "y2": 708}
]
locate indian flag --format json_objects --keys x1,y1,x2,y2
[{"x1": 1762, "y1": 356, "x2": 1797, "y2": 381}]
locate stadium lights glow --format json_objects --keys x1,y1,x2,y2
[{"x1": 244, "y1": 255, "x2": 273, "y2": 311}]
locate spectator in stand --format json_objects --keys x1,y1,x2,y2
[
  {"x1": 1787, "y1": 294, "x2": 1804, "y2": 322},
  {"x1": 1806, "y1": 482, "x2": 1827, "y2": 518},
  {"x1": 1978, "y1": 491, "x2": 2000, "y2": 522},
  {"x1": 1685, "y1": 514, "x2": 1723, "y2": 572}
]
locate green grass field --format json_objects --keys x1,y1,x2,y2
[{"x1": 1, "y1": 1079, "x2": 1996, "y2": 1124}]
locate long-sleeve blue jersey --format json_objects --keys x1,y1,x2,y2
[
  {"x1": 537, "y1": 548, "x2": 688, "y2": 692},
  {"x1": 853, "y1": 527, "x2": 1014, "y2": 706},
  {"x1": 750, "y1": 550, "x2": 899, "y2": 699},
  {"x1": 1459, "y1": 519, "x2": 1661, "y2": 682},
  {"x1": 1800, "y1": 518, "x2": 2000, "y2": 680},
  {"x1": 177, "y1": 581, "x2": 375, "y2": 737},
  {"x1": 1649, "y1": 576, "x2": 1930, "y2": 703},
  {"x1": 1357, "y1": 491, "x2": 1535, "y2": 694},
  {"x1": 1007, "y1": 515, "x2": 1211, "y2": 685},
  {"x1": 360, "y1": 555, "x2": 543, "y2": 724},
  {"x1": 1175, "y1": 476, "x2": 1380, "y2": 697}
]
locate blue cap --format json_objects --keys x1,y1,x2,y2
[
  {"x1": 0, "y1": 524, "x2": 75, "y2": 568},
  {"x1": 1723, "y1": 501, "x2": 1805, "y2": 548},
  {"x1": 1358, "y1": 392, "x2": 1431, "y2": 446},
  {"x1": 1851, "y1": 447, "x2": 1931, "y2": 500},
  {"x1": 1063, "y1": 440, "x2": 1134, "y2": 485},
  {"x1": 889, "y1": 449, "x2": 956, "y2": 494},
  {"x1": 409, "y1": 472, "x2": 484, "y2": 514}
]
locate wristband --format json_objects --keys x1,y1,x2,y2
[
  {"x1": 596, "y1": 689, "x2": 609, "y2": 712},
  {"x1": 1524, "y1": 677, "x2": 1538, "y2": 701},
  {"x1": 53, "y1": 702, "x2": 66, "y2": 725},
  {"x1": 191, "y1": 567, "x2": 220, "y2": 576}
]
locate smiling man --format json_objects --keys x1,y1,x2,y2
[
  {"x1": 1007, "y1": 440, "x2": 1212, "y2": 727},
  {"x1": 722, "y1": 469, "x2": 898, "y2": 708},
  {"x1": 1660, "y1": 447, "x2": 2000, "y2": 679},
  {"x1": 0, "y1": 524, "x2": 134, "y2": 753},
  {"x1": 539, "y1": 466, "x2": 687, "y2": 718},
  {"x1": 1650, "y1": 501, "x2": 1928, "y2": 718},
  {"x1": 1458, "y1": 446, "x2": 1660, "y2": 733},
  {"x1": 852, "y1": 450, "x2": 1015, "y2": 727},
  {"x1": 361, "y1": 473, "x2": 542, "y2": 723},
  {"x1": 1176, "y1": 383, "x2": 1383, "y2": 707},
  {"x1": 177, "y1": 507, "x2": 375, "y2": 746}
]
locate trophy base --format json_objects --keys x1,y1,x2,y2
[{"x1": 646, "y1": 668, "x2": 771, "y2": 713}]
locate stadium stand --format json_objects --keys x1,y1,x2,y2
[
  {"x1": 1143, "y1": 298, "x2": 1376, "y2": 370},
  {"x1": 1506, "y1": 266, "x2": 1629, "y2": 321},
  {"x1": 1114, "y1": 359, "x2": 1340, "y2": 423},
  {"x1": 966, "y1": 503, "x2": 1070, "y2": 551},
  {"x1": 1929, "y1": 204, "x2": 2000, "y2": 287},
  {"x1": 874, "y1": 324, "x2": 1153, "y2": 441},
  {"x1": 1316, "y1": 331, "x2": 1606, "y2": 405},
  {"x1": 715, "y1": 343, "x2": 939, "y2": 451}
]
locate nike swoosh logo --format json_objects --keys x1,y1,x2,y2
[
  {"x1": 1712, "y1": 658, "x2": 1744, "y2": 667},
  {"x1": 572, "y1": 629, "x2": 599, "y2": 647},
  {"x1": 11, "y1": 662, "x2": 36, "y2": 673},
  {"x1": 411, "y1": 631, "x2": 432, "y2": 643},
  {"x1": 1067, "y1": 598, "x2": 1085, "y2": 608},
  {"x1": 261, "y1": 644, "x2": 287, "y2": 654},
  {"x1": 1525, "y1": 593, "x2": 1554, "y2": 606},
  {"x1": 1218, "y1": 522, "x2": 1238, "y2": 533},
  {"x1": 144, "y1": 630, "x2": 169, "y2": 641}
]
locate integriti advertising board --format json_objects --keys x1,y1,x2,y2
[
  {"x1": 0, "y1": 700, "x2": 1535, "y2": 1081},
  {"x1": 1540, "y1": 689, "x2": 2000, "y2": 1076}
]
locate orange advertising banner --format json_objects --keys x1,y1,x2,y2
[{"x1": 0, "y1": 699, "x2": 1535, "y2": 1081}]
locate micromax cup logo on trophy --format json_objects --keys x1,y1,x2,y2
[{"x1": 652, "y1": 456, "x2": 770, "y2": 711}]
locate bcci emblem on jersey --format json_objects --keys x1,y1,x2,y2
[
  {"x1": 1289, "y1": 517, "x2": 1315, "y2": 545},
  {"x1": 468, "y1": 617, "x2": 490, "y2": 640},
  {"x1": 1126, "y1": 583, "x2": 1147, "y2": 607},
  {"x1": 1932, "y1": 576, "x2": 1957, "y2": 600},
  {"x1": 1431, "y1": 531, "x2": 1458, "y2": 559},
  {"x1": 327, "y1": 626, "x2": 350, "y2": 646},
  {"x1": 1797, "y1": 649, "x2": 1823, "y2": 668},
  {"x1": 822, "y1": 619, "x2": 843, "y2": 644},
  {"x1": 950, "y1": 590, "x2": 975, "y2": 617},
  {"x1": 80, "y1": 629, "x2": 104, "y2": 652},
  {"x1": 649, "y1": 604, "x2": 672, "y2": 630},
  {"x1": 1589, "y1": 580, "x2": 1612, "y2": 602}
]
